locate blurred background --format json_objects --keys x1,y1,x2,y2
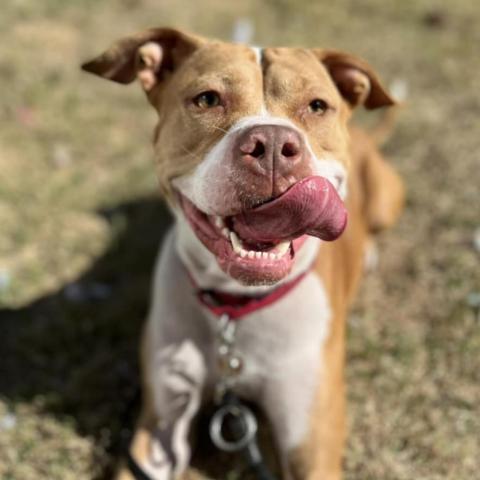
[{"x1": 1, "y1": 0, "x2": 479, "y2": 479}]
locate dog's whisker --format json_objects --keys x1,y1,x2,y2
[
  {"x1": 211, "y1": 125, "x2": 229, "y2": 135},
  {"x1": 179, "y1": 145, "x2": 202, "y2": 161}
]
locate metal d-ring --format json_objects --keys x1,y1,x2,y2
[{"x1": 209, "y1": 403, "x2": 258, "y2": 452}]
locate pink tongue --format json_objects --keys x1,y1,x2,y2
[{"x1": 232, "y1": 176, "x2": 348, "y2": 243}]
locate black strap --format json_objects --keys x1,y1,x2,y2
[
  {"x1": 244, "y1": 461, "x2": 279, "y2": 480},
  {"x1": 126, "y1": 450, "x2": 153, "y2": 480}
]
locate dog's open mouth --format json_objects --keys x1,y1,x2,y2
[
  {"x1": 180, "y1": 194, "x2": 303, "y2": 285},
  {"x1": 179, "y1": 176, "x2": 348, "y2": 285}
]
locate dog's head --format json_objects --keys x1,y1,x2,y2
[{"x1": 83, "y1": 28, "x2": 395, "y2": 286}]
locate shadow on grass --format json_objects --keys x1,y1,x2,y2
[
  {"x1": 0, "y1": 196, "x2": 280, "y2": 479},
  {"x1": 0, "y1": 195, "x2": 172, "y2": 479}
]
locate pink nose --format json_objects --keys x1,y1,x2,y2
[{"x1": 237, "y1": 125, "x2": 304, "y2": 179}]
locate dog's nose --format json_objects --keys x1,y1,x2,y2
[{"x1": 238, "y1": 125, "x2": 304, "y2": 180}]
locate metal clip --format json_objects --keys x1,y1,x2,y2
[{"x1": 209, "y1": 402, "x2": 258, "y2": 453}]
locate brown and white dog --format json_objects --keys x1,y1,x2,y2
[{"x1": 82, "y1": 28, "x2": 404, "y2": 480}]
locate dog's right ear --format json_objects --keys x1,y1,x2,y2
[{"x1": 81, "y1": 28, "x2": 204, "y2": 92}]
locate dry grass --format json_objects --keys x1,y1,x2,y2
[{"x1": 1, "y1": 0, "x2": 479, "y2": 479}]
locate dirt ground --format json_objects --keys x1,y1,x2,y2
[{"x1": 1, "y1": 0, "x2": 479, "y2": 479}]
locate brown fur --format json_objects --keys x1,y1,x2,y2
[{"x1": 82, "y1": 28, "x2": 404, "y2": 480}]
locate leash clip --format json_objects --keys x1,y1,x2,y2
[{"x1": 209, "y1": 401, "x2": 258, "y2": 453}]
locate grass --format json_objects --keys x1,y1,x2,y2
[{"x1": 1, "y1": 0, "x2": 479, "y2": 478}]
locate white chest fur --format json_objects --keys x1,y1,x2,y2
[
  {"x1": 224, "y1": 272, "x2": 331, "y2": 451},
  {"x1": 146, "y1": 228, "x2": 331, "y2": 461}
]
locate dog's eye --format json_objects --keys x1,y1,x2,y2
[
  {"x1": 193, "y1": 91, "x2": 221, "y2": 109},
  {"x1": 308, "y1": 99, "x2": 329, "y2": 115}
]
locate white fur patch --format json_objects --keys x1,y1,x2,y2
[
  {"x1": 172, "y1": 114, "x2": 347, "y2": 215},
  {"x1": 251, "y1": 46, "x2": 263, "y2": 65}
]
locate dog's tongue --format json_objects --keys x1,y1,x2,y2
[{"x1": 232, "y1": 176, "x2": 348, "y2": 243}]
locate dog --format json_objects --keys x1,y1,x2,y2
[{"x1": 82, "y1": 27, "x2": 404, "y2": 480}]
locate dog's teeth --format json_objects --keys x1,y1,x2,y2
[
  {"x1": 276, "y1": 241, "x2": 290, "y2": 257},
  {"x1": 230, "y1": 231, "x2": 243, "y2": 254},
  {"x1": 228, "y1": 232, "x2": 289, "y2": 260},
  {"x1": 214, "y1": 216, "x2": 225, "y2": 229}
]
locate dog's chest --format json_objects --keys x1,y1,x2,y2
[
  {"x1": 206, "y1": 274, "x2": 332, "y2": 450},
  {"x1": 149, "y1": 232, "x2": 332, "y2": 450},
  {"x1": 222, "y1": 274, "x2": 331, "y2": 398}
]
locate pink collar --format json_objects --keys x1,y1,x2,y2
[{"x1": 195, "y1": 270, "x2": 310, "y2": 320}]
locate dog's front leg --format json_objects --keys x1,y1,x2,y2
[
  {"x1": 116, "y1": 340, "x2": 207, "y2": 480},
  {"x1": 290, "y1": 340, "x2": 346, "y2": 480},
  {"x1": 261, "y1": 337, "x2": 345, "y2": 480}
]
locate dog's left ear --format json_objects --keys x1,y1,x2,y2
[
  {"x1": 314, "y1": 49, "x2": 396, "y2": 109},
  {"x1": 81, "y1": 28, "x2": 204, "y2": 92}
]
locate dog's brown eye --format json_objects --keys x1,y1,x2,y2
[
  {"x1": 193, "y1": 91, "x2": 221, "y2": 109},
  {"x1": 309, "y1": 99, "x2": 329, "y2": 114}
]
